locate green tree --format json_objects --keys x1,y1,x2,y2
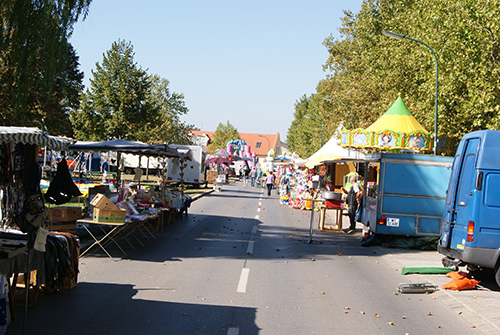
[
  {"x1": 144, "y1": 74, "x2": 194, "y2": 145},
  {"x1": 0, "y1": 0, "x2": 90, "y2": 134},
  {"x1": 287, "y1": 94, "x2": 334, "y2": 158},
  {"x1": 71, "y1": 40, "x2": 159, "y2": 141},
  {"x1": 319, "y1": 0, "x2": 500, "y2": 143},
  {"x1": 208, "y1": 121, "x2": 240, "y2": 153}
]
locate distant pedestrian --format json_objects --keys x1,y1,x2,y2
[
  {"x1": 342, "y1": 175, "x2": 360, "y2": 233},
  {"x1": 100, "y1": 158, "x2": 109, "y2": 183},
  {"x1": 256, "y1": 168, "x2": 263, "y2": 187},
  {"x1": 265, "y1": 172, "x2": 275, "y2": 196},
  {"x1": 224, "y1": 165, "x2": 230, "y2": 183},
  {"x1": 243, "y1": 166, "x2": 250, "y2": 186},
  {"x1": 250, "y1": 167, "x2": 257, "y2": 187}
]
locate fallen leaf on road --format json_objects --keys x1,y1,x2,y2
[
  {"x1": 182, "y1": 313, "x2": 187, "y2": 316},
  {"x1": 427, "y1": 312, "x2": 433, "y2": 316},
  {"x1": 388, "y1": 322, "x2": 395, "y2": 326},
  {"x1": 276, "y1": 249, "x2": 280, "y2": 252},
  {"x1": 344, "y1": 311, "x2": 349, "y2": 314},
  {"x1": 344, "y1": 306, "x2": 350, "y2": 310},
  {"x1": 360, "y1": 311, "x2": 365, "y2": 315},
  {"x1": 320, "y1": 292, "x2": 325, "y2": 295},
  {"x1": 311, "y1": 258, "x2": 316, "y2": 261},
  {"x1": 375, "y1": 314, "x2": 380, "y2": 318},
  {"x1": 457, "y1": 311, "x2": 462, "y2": 315},
  {"x1": 402, "y1": 316, "x2": 407, "y2": 319},
  {"x1": 285, "y1": 261, "x2": 288, "y2": 264},
  {"x1": 337, "y1": 253, "x2": 342, "y2": 256}
]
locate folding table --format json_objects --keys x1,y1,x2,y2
[{"x1": 78, "y1": 218, "x2": 130, "y2": 261}]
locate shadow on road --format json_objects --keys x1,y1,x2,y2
[{"x1": 7, "y1": 282, "x2": 260, "y2": 335}]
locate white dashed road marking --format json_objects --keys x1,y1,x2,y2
[{"x1": 237, "y1": 268, "x2": 250, "y2": 293}]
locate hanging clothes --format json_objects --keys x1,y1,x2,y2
[{"x1": 45, "y1": 159, "x2": 82, "y2": 205}]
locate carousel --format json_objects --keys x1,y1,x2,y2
[{"x1": 340, "y1": 94, "x2": 455, "y2": 153}]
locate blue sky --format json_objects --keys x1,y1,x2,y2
[{"x1": 70, "y1": 1, "x2": 364, "y2": 142}]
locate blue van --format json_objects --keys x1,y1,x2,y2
[{"x1": 438, "y1": 130, "x2": 500, "y2": 285}]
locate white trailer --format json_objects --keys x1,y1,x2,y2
[
  {"x1": 105, "y1": 152, "x2": 164, "y2": 175},
  {"x1": 166, "y1": 145, "x2": 206, "y2": 187}
]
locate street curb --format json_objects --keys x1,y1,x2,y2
[
  {"x1": 374, "y1": 246, "x2": 500, "y2": 335},
  {"x1": 191, "y1": 189, "x2": 214, "y2": 201}
]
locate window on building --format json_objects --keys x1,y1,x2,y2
[{"x1": 255, "y1": 142, "x2": 262, "y2": 148}]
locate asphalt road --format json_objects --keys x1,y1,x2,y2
[{"x1": 8, "y1": 181, "x2": 480, "y2": 334}]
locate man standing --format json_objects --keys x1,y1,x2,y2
[
  {"x1": 265, "y1": 172, "x2": 275, "y2": 197},
  {"x1": 342, "y1": 175, "x2": 360, "y2": 233},
  {"x1": 100, "y1": 158, "x2": 109, "y2": 183},
  {"x1": 224, "y1": 165, "x2": 230, "y2": 183}
]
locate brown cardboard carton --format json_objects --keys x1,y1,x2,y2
[
  {"x1": 46, "y1": 221, "x2": 77, "y2": 233},
  {"x1": 93, "y1": 208, "x2": 126, "y2": 224},
  {"x1": 48, "y1": 207, "x2": 82, "y2": 221},
  {"x1": 90, "y1": 193, "x2": 118, "y2": 211}
]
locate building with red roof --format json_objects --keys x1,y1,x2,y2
[{"x1": 189, "y1": 130, "x2": 282, "y2": 163}]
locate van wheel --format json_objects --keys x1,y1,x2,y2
[
  {"x1": 495, "y1": 264, "x2": 500, "y2": 288},
  {"x1": 469, "y1": 265, "x2": 494, "y2": 281}
]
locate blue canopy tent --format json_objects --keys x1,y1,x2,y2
[{"x1": 68, "y1": 139, "x2": 179, "y2": 183}]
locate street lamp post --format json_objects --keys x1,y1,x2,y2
[
  {"x1": 321, "y1": 97, "x2": 351, "y2": 130},
  {"x1": 322, "y1": 97, "x2": 351, "y2": 156},
  {"x1": 382, "y1": 30, "x2": 439, "y2": 155},
  {"x1": 258, "y1": 134, "x2": 271, "y2": 169},
  {"x1": 304, "y1": 115, "x2": 323, "y2": 147}
]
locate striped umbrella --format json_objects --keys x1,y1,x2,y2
[
  {"x1": 214, "y1": 148, "x2": 229, "y2": 156},
  {"x1": 0, "y1": 126, "x2": 74, "y2": 150}
]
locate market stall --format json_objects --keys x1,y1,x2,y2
[{"x1": 0, "y1": 126, "x2": 78, "y2": 331}]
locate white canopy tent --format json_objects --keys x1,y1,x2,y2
[{"x1": 306, "y1": 135, "x2": 365, "y2": 168}]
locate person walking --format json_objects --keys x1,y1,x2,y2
[
  {"x1": 256, "y1": 168, "x2": 263, "y2": 188},
  {"x1": 243, "y1": 166, "x2": 250, "y2": 186},
  {"x1": 265, "y1": 172, "x2": 275, "y2": 196},
  {"x1": 342, "y1": 175, "x2": 360, "y2": 233},
  {"x1": 250, "y1": 167, "x2": 257, "y2": 187}
]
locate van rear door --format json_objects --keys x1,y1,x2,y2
[{"x1": 441, "y1": 138, "x2": 480, "y2": 250}]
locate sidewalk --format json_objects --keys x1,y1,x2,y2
[{"x1": 326, "y1": 211, "x2": 500, "y2": 335}]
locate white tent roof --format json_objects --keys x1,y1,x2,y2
[{"x1": 306, "y1": 135, "x2": 365, "y2": 168}]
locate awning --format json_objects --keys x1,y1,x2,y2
[
  {"x1": 68, "y1": 139, "x2": 179, "y2": 157},
  {"x1": 0, "y1": 126, "x2": 74, "y2": 150}
]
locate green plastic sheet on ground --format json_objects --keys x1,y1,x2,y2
[{"x1": 401, "y1": 266, "x2": 456, "y2": 275}]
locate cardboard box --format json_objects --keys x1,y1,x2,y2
[
  {"x1": 88, "y1": 185, "x2": 109, "y2": 196},
  {"x1": 48, "y1": 207, "x2": 82, "y2": 221},
  {"x1": 93, "y1": 208, "x2": 126, "y2": 224},
  {"x1": 46, "y1": 221, "x2": 77, "y2": 233},
  {"x1": 90, "y1": 193, "x2": 118, "y2": 211}
]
